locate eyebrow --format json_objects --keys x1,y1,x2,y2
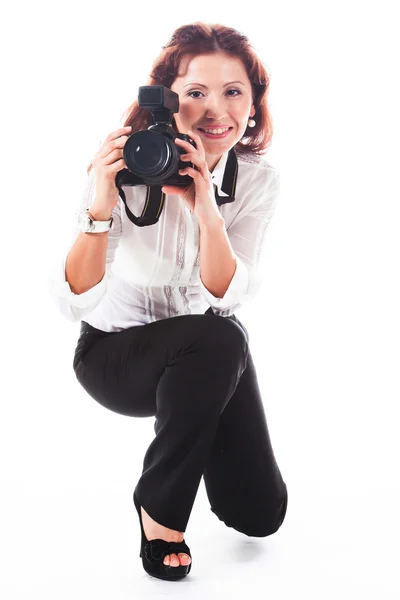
[{"x1": 183, "y1": 80, "x2": 245, "y2": 88}]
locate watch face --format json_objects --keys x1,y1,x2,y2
[{"x1": 79, "y1": 212, "x2": 91, "y2": 231}]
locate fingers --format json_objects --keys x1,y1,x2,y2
[
  {"x1": 178, "y1": 166, "x2": 204, "y2": 181},
  {"x1": 95, "y1": 126, "x2": 132, "y2": 170},
  {"x1": 179, "y1": 154, "x2": 209, "y2": 182},
  {"x1": 102, "y1": 148, "x2": 125, "y2": 167},
  {"x1": 175, "y1": 136, "x2": 198, "y2": 153},
  {"x1": 106, "y1": 126, "x2": 132, "y2": 145},
  {"x1": 175, "y1": 135, "x2": 208, "y2": 180},
  {"x1": 180, "y1": 152, "x2": 206, "y2": 172},
  {"x1": 176, "y1": 130, "x2": 202, "y2": 152},
  {"x1": 98, "y1": 126, "x2": 132, "y2": 156},
  {"x1": 161, "y1": 185, "x2": 182, "y2": 195},
  {"x1": 100, "y1": 134, "x2": 131, "y2": 159}
]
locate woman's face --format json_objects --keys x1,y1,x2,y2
[{"x1": 171, "y1": 53, "x2": 255, "y2": 170}]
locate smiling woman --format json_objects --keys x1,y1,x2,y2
[
  {"x1": 50, "y1": 21, "x2": 286, "y2": 584},
  {"x1": 170, "y1": 54, "x2": 255, "y2": 170}
]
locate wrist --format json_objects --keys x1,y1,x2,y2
[
  {"x1": 198, "y1": 212, "x2": 224, "y2": 230},
  {"x1": 88, "y1": 205, "x2": 113, "y2": 221}
]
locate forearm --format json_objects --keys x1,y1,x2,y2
[
  {"x1": 199, "y1": 216, "x2": 237, "y2": 299},
  {"x1": 65, "y1": 205, "x2": 111, "y2": 295}
]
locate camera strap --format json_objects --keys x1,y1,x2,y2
[
  {"x1": 214, "y1": 147, "x2": 238, "y2": 206},
  {"x1": 117, "y1": 148, "x2": 238, "y2": 227},
  {"x1": 117, "y1": 184, "x2": 166, "y2": 227}
]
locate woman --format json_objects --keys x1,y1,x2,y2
[{"x1": 49, "y1": 22, "x2": 288, "y2": 581}]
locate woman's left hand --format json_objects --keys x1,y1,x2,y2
[{"x1": 161, "y1": 129, "x2": 222, "y2": 225}]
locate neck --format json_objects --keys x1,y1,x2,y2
[{"x1": 206, "y1": 153, "x2": 223, "y2": 173}]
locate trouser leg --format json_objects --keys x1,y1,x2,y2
[
  {"x1": 202, "y1": 318, "x2": 288, "y2": 537},
  {"x1": 134, "y1": 314, "x2": 249, "y2": 532},
  {"x1": 73, "y1": 310, "x2": 249, "y2": 533}
]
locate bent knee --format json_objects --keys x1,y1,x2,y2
[
  {"x1": 233, "y1": 517, "x2": 285, "y2": 538},
  {"x1": 201, "y1": 315, "x2": 249, "y2": 355},
  {"x1": 251, "y1": 492, "x2": 288, "y2": 538},
  {"x1": 220, "y1": 491, "x2": 288, "y2": 538},
  {"x1": 243, "y1": 516, "x2": 285, "y2": 538}
]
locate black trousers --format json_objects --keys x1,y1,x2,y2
[{"x1": 73, "y1": 307, "x2": 288, "y2": 537}]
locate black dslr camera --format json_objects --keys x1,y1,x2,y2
[{"x1": 115, "y1": 85, "x2": 197, "y2": 189}]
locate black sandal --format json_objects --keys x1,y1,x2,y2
[{"x1": 133, "y1": 491, "x2": 192, "y2": 580}]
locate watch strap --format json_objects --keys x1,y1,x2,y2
[{"x1": 81, "y1": 208, "x2": 113, "y2": 233}]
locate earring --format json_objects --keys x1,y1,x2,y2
[{"x1": 248, "y1": 116, "x2": 256, "y2": 128}]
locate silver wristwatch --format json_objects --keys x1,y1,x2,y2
[{"x1": 78, "y1": 209, "x2": 113, "y2": 233}]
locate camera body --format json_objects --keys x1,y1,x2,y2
[{"x1": 115, "y1": 86, "x2": 197, "y2": 190}]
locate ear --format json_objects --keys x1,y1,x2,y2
[{"x1": 250, "y1": 102, "x2": 256, "y2": 118}]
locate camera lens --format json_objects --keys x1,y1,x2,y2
[{"x1": 124, "y1": 130, "x2": 171, "y2": 177}]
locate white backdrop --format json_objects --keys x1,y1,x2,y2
[{"x1": 1, "y1": 1, "x2": 399, "y2": 598}]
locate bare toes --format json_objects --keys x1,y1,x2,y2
[
  {"x1": 178, "y1": 552, "x2": 191, "y2": 565},
  {"x1": 170, "y1": 553, "x2": 179, "y2": 566},
  {"x1": 164, "y1": 552, "x2": 191, "y2": 567}
]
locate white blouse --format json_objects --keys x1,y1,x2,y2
[{"x1": 48, "y1": 149, "x2": 280, "y2": 332}]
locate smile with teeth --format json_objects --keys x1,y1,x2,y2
[{"x1": 199, "y1": 127, "x2": 232, "y2": 134}]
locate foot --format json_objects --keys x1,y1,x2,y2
[{"x1": 140, "y1": 505, "x2": 192, "y2": 568}]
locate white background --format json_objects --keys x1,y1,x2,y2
[{"x1": 1, "y1": 0, "x2": 399, "y2": 598}]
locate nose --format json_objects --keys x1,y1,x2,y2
[{"x1": 204, "y1": 92, "x2": 227, "y2": 120}]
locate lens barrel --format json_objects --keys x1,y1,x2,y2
[{"x1": 124, "y1": 130, "x2": 181, "y2": 181}]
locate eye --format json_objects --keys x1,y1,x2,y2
[
  {"x1": 186, "y1": 89, "x2": 242, "y2": 99},
  {"x1": 187, "y1": 90, "x2": 204, "y2": 99}
]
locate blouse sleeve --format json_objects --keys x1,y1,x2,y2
[
  {"x1": 47, "y1": 168, "x2": 122, "y2": 322},
  {"x1": 199, "y1": 167, "x2": 280, "y2": 316}
]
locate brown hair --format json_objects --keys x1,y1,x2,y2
[{"x1": 87, "y1": 22, "x2": 274, "y2": 174}]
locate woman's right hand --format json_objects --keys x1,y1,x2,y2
[{"x1": 90, "y1": 126, "x2": 132, "y2": 217}]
